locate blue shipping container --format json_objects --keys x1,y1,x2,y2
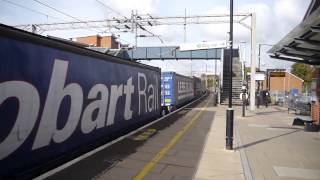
[
  {"x1": 161, "y1": 72, "x2": 194, "y2": 111},
  {"x1": 0, "y1": 25, "x2": 160, "y2": 178}
]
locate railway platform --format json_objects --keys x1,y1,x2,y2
[
  {"x1": 235, "y1": 106, "x2": 320, "y2": 180},
  {"x1": 36, "y1": 95, "x2": 320, "y2": 180},
  {"x1": 37, "y1": 94, "x2": 242, "y2": 180}
]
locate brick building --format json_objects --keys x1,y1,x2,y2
[
  {"x1": 76, "y1": 35, "x2": 119, "y2": 49},
  {"x1": 264, "y1": 71, "x2": 304, "y2": 94},
  {"x1": 201, "y1": 74, "x2": 218, "y2": 92}
]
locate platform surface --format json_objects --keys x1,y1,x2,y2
[
  {"x1": 42, "y1": 97, "x2": 320, "y2": 180},
  {"x1": 46, "y1": 94, "x2": 238, "y2": 180}
]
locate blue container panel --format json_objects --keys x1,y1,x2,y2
[
  {"x1": 175, "y1": 74, "x2": 195, "y2": 106},
  {"x1": 193, "y1": 77, "x2": 202, "y2": 97},
  {"x1": 161, "y1": 72, "x2": 195, "y2": 108},
  {"x1": 0, "y1": 35, "x2": 160, "y2": 178}
]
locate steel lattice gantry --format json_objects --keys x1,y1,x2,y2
[
  {"x1": 13, "y1": 12, "x2": 258, "y2": 110},
  {"x1": 14, "y1": 13, "x2": 252, "y2": 34}
]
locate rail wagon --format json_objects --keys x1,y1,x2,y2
[
  {"x1": 193, "y1": 76, "x2": 203, "y2": 98},
  {"x1": 161, "y1": 72, "x2": 195, "y2": 114},
  {"x1": 0, "y1": 24, "x2": 161, "y2": 179}
]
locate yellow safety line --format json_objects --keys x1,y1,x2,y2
[{"x1": 133, "y1": 98, "x2": 210, "y2": 180}]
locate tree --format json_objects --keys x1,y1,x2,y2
[{"x1": 291, "y1": 63, "x2": 315, "y2": 91}]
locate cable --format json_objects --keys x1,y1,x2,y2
[
  {"x1": 32, "y1": 0, "x2": 101, "y2": 33},
  {"x1": 33, "y1": 0, "x2": 83, "y2": 22},
  {"x1": 2, "y1": 0, "x2": 67, "y2": 22}
]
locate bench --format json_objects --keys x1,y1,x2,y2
[{"x1": 292, "y1": 117, "x2": 320, "y2": 132}]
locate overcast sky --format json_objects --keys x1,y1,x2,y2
[{"x1": 0, "y1": 0, "x2": 311, "y2": 77}]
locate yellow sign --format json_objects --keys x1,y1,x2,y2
[{"x1": 270, "y1": 72, "x2": 285, "y2": 77}]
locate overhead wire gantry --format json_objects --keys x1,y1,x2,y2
[{"x1": 14, "y1": 12, "x2": 258, "y2": 110}]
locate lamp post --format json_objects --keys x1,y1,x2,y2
[
  {"x1": 257, "y1": 43, "x2": 273, "y2": 108},
  {"x1": 242, "y1": 85, "x2": 247, "y2": 117},
  {"x1": 226, "y1": 0, "x2": 234, "y2": 150},
  {"x1": 239, "y1": 41, "x2": 246, "y2": 84}
]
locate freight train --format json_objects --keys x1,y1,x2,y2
[
  {"x1": 161, "y1": 72, "x2": 204, "y2": 114},
  {"x1": 0, "y1": 24, "x2": 205, "y2": 179}
]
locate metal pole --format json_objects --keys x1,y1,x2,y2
[
  {"x1": 240, "y1": 42, "x2": 246, "y2": 84},
  {"x1": 215, "y1": 59, "x2": 217, "y2": 93},
  {"x1": 249, "y1": 13, "x2": 256, "y2": 111},
  {"x1": 131, "y1": 10, "x2": 134, "y2": 33},
  {"x1": 213, "y1": 57, "x2": 218, "y2": 106},
  {"x1": 267, "y1": 69, "x2": 271, "y2": 91},
  {"x1": 228, "y1": 5, "x2": 233, "y2": 109},
  {"x1": 184, "y1": 8, "x2": 187, "y2": 43},
  {"x1": 257, "y1": 81, "x2": 260, "y2": 108},
  {"x1": 242, "y1": 90, "x2": 246, "y2": 117},
  {"x1": 257, "y1": 44, "x2": 261, "y2": 108},
  {"x1": 258, "y1": 44, "x2": 261, "y2": 70},
  {"x1": 135, "y1": 10, "x2": 138, "y2": 48},
  {"x1": 283, "y1": 71, "x2": 286, "y2": 94},
  {"x1": 226, "y1": 0, "x2": 234, "y2": 150}
]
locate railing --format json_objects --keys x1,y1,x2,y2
[{"x1": 286, "y1": 94, "x2": 312, "y2": 115}]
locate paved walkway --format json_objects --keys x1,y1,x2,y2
[
  {"x1": 194, "y1": 105, "x2": 244, "y2": 180},
  {"x1": 235, "y1": 106, "x2": 320, "y2": 180},
  {"x1": 195, "y1": 105, "x2": 320, "y2": 180}
]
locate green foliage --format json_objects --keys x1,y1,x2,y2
[
  {"x1": 291, "y1": 63, "x2": 315, "y2": 90},
  {"x1": 244, "y1": 67, "x2": 259, "y2": 77}
]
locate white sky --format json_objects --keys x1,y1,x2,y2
[{"x1": 0, "y1": 0, "x2": 311, "y2": 77}]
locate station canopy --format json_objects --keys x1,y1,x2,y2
[{"x1": 268, "y1": 0, "x2": 320, "y2": 65}]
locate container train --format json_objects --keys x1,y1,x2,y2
[
  {"x1": 0, "y1": 24, "x2": 205, "y2": 179},
  {"x1": 161, "y1": 72, "x2": 204, "y2": 114}
]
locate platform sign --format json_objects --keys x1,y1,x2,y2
[
  {"x1": 270, "y1": 72, "x2": 286, "y2": 77},
  {"x1": 255, "y1": 73, "x2": 265, "y2": 81},
  {"x1": 179, "y1": 41, "x2": 227, "y2": 51},
  {"x1": 247, "y1": 72, "x2": 266, "y2": 81}
]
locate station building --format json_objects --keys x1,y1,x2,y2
[
  {"x1": 264, "y1": 71, "x2": 304, "y2": 95},
  {"x1": 200, "y1": 74, "x2": 218, "y2": 92}
]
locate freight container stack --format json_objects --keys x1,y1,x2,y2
[
  {"x1": 161, "y1": 72, "x2": 195, "y2": 114},
  {"x1": 0, "y1": 24, "x2": 161, "y2": 179}
]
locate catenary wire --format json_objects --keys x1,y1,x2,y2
[
  {"x1": 32, "y1": 0, "x2": 102, "y2": 33},
  {"x1": 2, "y1": 0, "x2": 68, "y2": 23}
]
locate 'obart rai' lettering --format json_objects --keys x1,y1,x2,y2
[{"x1": 0, "y1": 59, "x2": 159, "y2": 159}]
